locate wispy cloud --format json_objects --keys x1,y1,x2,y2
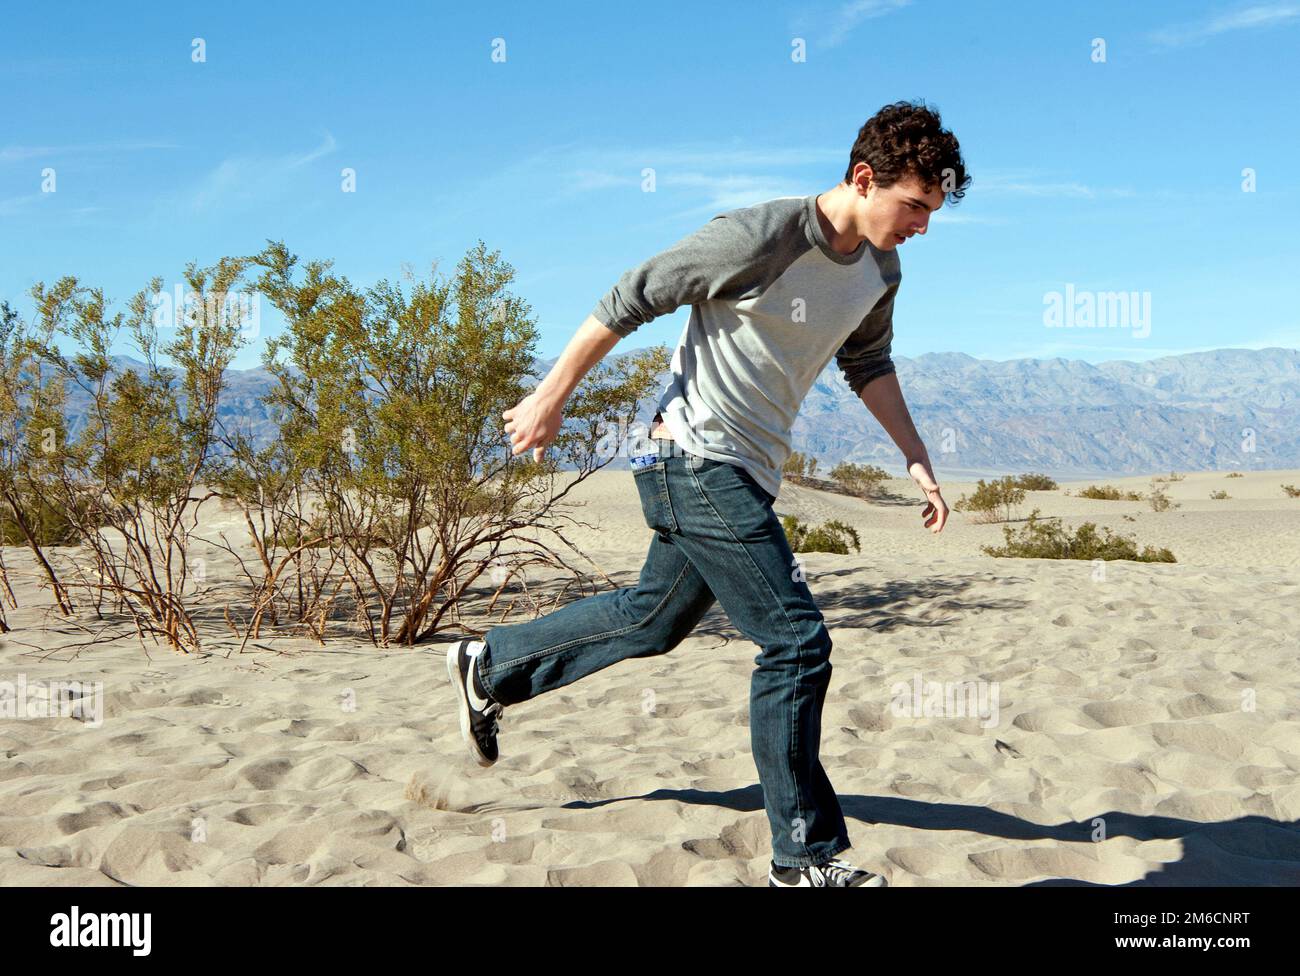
[
  {"x1": 0, "y1": 193, "x2": 42, "y2": 217},
  {"x1": 648, "y1": 172, "x2": 808, "y2": 214},
  {"x1": 450, "y1": 140, "x2": 1010, "y2": 230},
  {"x1": 1148, "y1": 2, "x2": 1300, "y2": 47},
  {"x1": 179, "y1": 131, "x2": 338, "y2": 214},
  {"x1": 0, "y1": 141, "x2": 179, "y2": 164},
  {"x1": 973, "y1": 169, "x2": 1138, "y2": 199},
  {"x1": 794, "y1": 0, "x2": 913, "y2": 50},
  {"x1": 0, "y1": 194, "x2": 107, "y2": 218},
  {"x1": 440, "y1": 141, "x2": 845, "y2": 221},
  {"x1": 930, "y1": 211, "x2": 1005, "y2": 225},
  {"x1": 564, "y1": 147, "x2": 839, "y2": 219},
  {"x1": 556, "y1": 144, "x2": 845, "y2": 179}
]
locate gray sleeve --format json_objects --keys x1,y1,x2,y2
[
  {"x1": 590, "y1": 212, "x2": 776, "y2": 338},
  {"x1": 836, "y1": 281, "x2": 898, "y2": 396}
]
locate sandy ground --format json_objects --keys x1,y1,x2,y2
[{"x1": 1, "y1": 465, "x2": 1298, "y2": 886}]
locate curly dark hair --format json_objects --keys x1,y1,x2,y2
[{"x1": 842, "y1": 100, "x2": 971, "y2": 205}]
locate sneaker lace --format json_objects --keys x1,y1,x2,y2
[{"x1": 813, "y1": 859, "x2": 858, "y2": 886}]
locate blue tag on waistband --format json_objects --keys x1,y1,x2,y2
[{"x1": 629, "y1": 453, "x2": 660, "y2": 470}]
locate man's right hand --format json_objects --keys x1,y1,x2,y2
[
  {"x1": 502, "y1": 314, "x2": 621, "y2": 462},
  {"x1": 503, "y1": 391, "x2": 564, "y2": 463}
]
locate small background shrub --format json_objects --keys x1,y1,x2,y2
[{"x1": 981, "y1": 508, "x2": 1175, "y2": 562}]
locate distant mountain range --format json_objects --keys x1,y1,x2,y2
[
  {"x1": 798, "y1": 346, "x2": 1300, "y2": 478},
  {"x1": 59, "y1": 346, "x2": 1300, "y2": 480}
]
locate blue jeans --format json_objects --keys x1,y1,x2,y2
[{"x1": 478, "y1": 438, "x2": 851, "y2": 868}]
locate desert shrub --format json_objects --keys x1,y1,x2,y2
[
  {"x1": 1225, "y1": 472, "x2": 1243, "y2": 478},
  {"x1": 783, "y1": 452, "x2": 819, "y2": 480},
  {"x1": 23, "y1": 261, "x2": 257, "y2": 650},
  {"x1": 1147, "y1": 478, "x2": 1181, "y2": 512},
  {"x1": 781, "y1": 515, "x2": 861, "y2": 555},
  {"x1": 239, "y1": 239, "x2": 665, "y2": 647},
  {"x1": 1078, "y1": 484, "x2": 1143, "y2": 501},
  {"x1": 0, "y1": 488, "x2": 99, "y2": 546},
  {"x1": 1012, "y1": 472, "x2": 1058, "y2": 491},
  {"x1": 952, "y1": 475, "x2": 1025, "y2": 523},
  {"x1": 266, "y1": 513, "x2": 334, "y2": 550},
  {"x1": 1282, "y1": 484, "x2": 1300, "y2": 498},
  {"x1": 828, "y1": 460, "x2": 890, "y2": 497},
  {"x1": 981, "y1": 508, "x2": 1175, "y2": 562},
  {"x1": 1209, "y1": 489, "x2": 1229, "y2": 500}
]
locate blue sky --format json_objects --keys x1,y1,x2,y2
[{"x1": 3, "y1": 0, "x2": 1298, "y2": 371}]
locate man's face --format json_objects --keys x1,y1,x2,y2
[{"x1": 853, "y1": 169, "x2": 945, "y2": 251}]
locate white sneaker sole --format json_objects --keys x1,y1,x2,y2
[
  {"x1": 446, "y1": 640, "x2": 495, "y2": 767},
  {"x1": 768, "y1": 870, "x2": 888, "y2": 887}
]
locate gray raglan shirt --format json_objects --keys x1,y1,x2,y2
[{"x1": 591, "y1": 193, "x2": 901, "y2": 500}]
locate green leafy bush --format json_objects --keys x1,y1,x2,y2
[
  {"x1": 828, "y1": 461, "x2": 890, "y2": 497},
  {"x1": 1011, "y1": 472, "x2": 1058, "y2": 490},
  {"x1": 781, "y1": 515, "x2": 861, "y2": 555},
  {"x1": 1077, "y1": 484, "x2": 1143, "y2": 501},
  {"x1": 782, "y1": 452, "x2": 819, "y2": 480},
  {"x1": 952, "y1": 476, "x2": 1025, "y2": 523},
  {"x1": 981, "y1": 508, "x2": 1175, "y2": 562},
  {"x1": 0, "y1": 489, "x2": 94, "y2": 546}
]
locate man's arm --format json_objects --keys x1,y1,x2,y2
[
  {"x1": 836, "y1": 281, "x2": 898, "y2": 398},
  {"x1": 529, "y1": 210, "x2": 765, "y2": 416},
  {"x1": 837, "y1": 281, "x2": 927, "y2": 462},
  {"x1": 857, "y1": 371, "x2": 927, "y2": 464},
  {"x1": 534, "y1": 313, "x2": 622, "y2": 407},
  {"x1": 836, "y1": 282, "x2": 947, "y2": 533},
  {"x1": 858, "y1": 366, "x2": 949, "y2": 535},
  {"x1": 506, "y1": 209, "x2": 776, "y2": 459},
  {"x1": 590, "y1": 208, "x2": 778, "y2": 338},
  {"x1": 505, "y1": 314, "x2": 619, "y2": 460},
  {"x1": 509, "y1": 206, "x2": 783, "y2": 460}
]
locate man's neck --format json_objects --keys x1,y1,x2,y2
[{"x1": 814, "y1": 184, "x2": 866, "y2": 256}]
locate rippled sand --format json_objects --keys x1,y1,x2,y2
[{"x1": 2, "y1": 466, "x2": 1297, "y2": 885}]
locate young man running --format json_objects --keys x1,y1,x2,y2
[{"x1": 447, "y1": 100, "x2": 969, "y2": 887}]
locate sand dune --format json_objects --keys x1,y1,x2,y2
[{"x1": 2, "y1": 466, "x2": 1298, "y2": 885}]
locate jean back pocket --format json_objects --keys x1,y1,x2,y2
[{"x1": 633, "y1": 461, "x2": 678, "y2": 534}]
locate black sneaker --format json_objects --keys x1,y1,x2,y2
[
  {"x1": 768, "y1": 857, "x2": 887, "y2": 887},
  {"x1": 445, "y1": 638, "x2": 504, "y2": 767}
]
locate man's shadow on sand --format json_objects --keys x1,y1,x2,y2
[
  {"x1": 524, "y1": 547, "x2": 1295, "y2": 885},
  {"x1": 562, "y1": 789, "x2": 1300, "y2": 885}
]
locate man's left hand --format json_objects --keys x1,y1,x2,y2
[{"x1": 907, "y1": 456, "x2": 948, "y2": 534}]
